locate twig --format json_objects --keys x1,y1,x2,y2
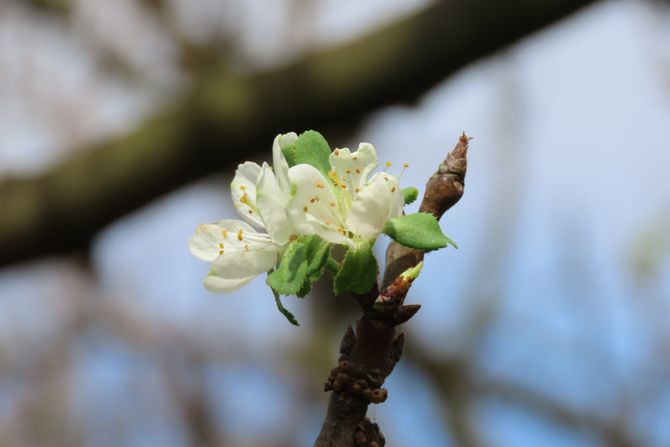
[{"x1": 313, "y1": 134, "x2": 469, "y2": 447}]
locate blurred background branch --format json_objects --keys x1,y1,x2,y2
[{"x1": 0, "y1": 0, "x2": 599, "y2": 267}]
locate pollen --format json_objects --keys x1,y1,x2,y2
[{"x1": 237, "y1": 229, "x2": 243, "y2": 241}]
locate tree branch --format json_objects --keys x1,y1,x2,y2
[
  {"x1": 314, "y1": 135, "x2": 468, "y2": 447},
  {"x1": 0, "y1": 0, "x2": 600, "y2": 267}
]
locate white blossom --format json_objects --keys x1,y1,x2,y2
[
  {"x1": 188, "y1": 133, "x2": 297, "y2": 292},
  {"x1": 286, "y1": 143, "x2": 404, "y2": 248}
]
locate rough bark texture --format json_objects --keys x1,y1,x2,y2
[
  {"x1": 314, "y1": 134, "x2": 469, "y2": 446},
  {"x1": 0, "y1": 0, "x2": 600, "y2": 267}
]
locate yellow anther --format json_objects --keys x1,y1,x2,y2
[
  {"x1": 237, "y1": 229, "x2": 243, "y2": 241},
  {"x1": 248, "y1": 210, "x2": 253, "y2": 214},
  {"x1": 355, "y1": 169, "x2": 361, "y2": 174},
  {"x1": 330, "y1": 202, "x2": 336, "y2": 207},
  {"x1": 219, "y1": 250, "x2": 224, "y2": 255},
  {"x1": 385, "y1": 161, "x2": 392, "y2": 168},
  {"x1": 218, "y1": 243, "x2": 224, "y2": 249},
  {"x1": 334, "y1": 149, "x2": 340, "y2": 156},
  {"x1": 391, "y1": 187, "x2": 396, "y2": 192},
  {"x1": 240, "y1": 185, "x2": 247, "y2": 190},
  {"x1": 355, "y1": 188, "x2": 360, "y2": 193},
  {"x1": 289, "y1": 234, "x2": 298, "y2": 241},
  {"x1": 346, "y1": 169, "x2": 351, "y2": 174},
  {"x1": 310, "y1": 197, "x2": 317, "y2": 203},
  {"x1": 222, "y1": 230, "x2": 228, "y2": 239},
  {"x1": 303, "y1": 206, "x2": 309, "y2": 212},
  {"x1": 353, "y1": 156, "x2": 358, "y2": 161},
  {"x1": 403, "y1": 163, "x2": 410, "y2": 169}
]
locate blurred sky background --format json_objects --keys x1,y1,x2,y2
[{"x1": 1, "y1": 0, "x2": 670, "y2": 446}]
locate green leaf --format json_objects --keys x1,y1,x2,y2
[
  {"x1": 267, "y1": 240, "x2": 308, "y2": 295},
  {"x1": 296, "y1": 235, "x2": 331, "y2": 297},
  {"x1": 333, "y1": 242, "x2": 378, "y2": 296},
  {"x1": 402, "y1": 187, "x2": 419, "y2": 205},
  {"x1": 272, "y1": 289, "x2": 299, "y2": 326},
  {"x1": 382, "y1": 212, "x2": 457, "y2": 251},
  {"x1": 281, "y1": 130, "x2": 331, "y2": 175}
]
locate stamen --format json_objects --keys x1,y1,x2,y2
[
  {"x1": 310, "y1": 197, "x2": 317, "y2": 203},
  {"x1": 355, "y1": 188, "x2": 360, "y2": 193},
  {"x1": 346, "y1": 169, "x2": 351, "y2": 174},
  {"x1": 355, "y1": 169, "x2": 361, "y2": 174},
  {"x1": 244, "y1": 244, "x2": 250, "y2": 252},
  {"x1": 218, "y1": 243, "x2": 224, "y2": 249},
  {"x1": 304, "y1": 206, "x2": 309, "y2": 212},
  {"x1": 237, "y1": 229, "x2": 243, "y2": 241},
  {"x1": 240, "y1": 185, "x2": 246, "y2": 190},
  {"x1": 399, "y1": 162, "x2": 410, "y2": 179},
  {"x1": 384, "y1": 161, "x2": 392, "y2": 172},
  {"x1": 222, "y1": 230, "x2": 228, "y2": 239},
  {"x1": 330, "y1": 202, "x2": 336, "y2": 207},
  {"x1": 391, "y1": 187, "x2": 396, "y2": 192},
  {"x1": 219, "y1": 250, "x2": 224, "y2": 255},
  {"x1": 289, "y1": 234, "x2": 298, "y2": 241},
  {"x1": 334, "y1": 149, "x2": 340, "y2": 156}
]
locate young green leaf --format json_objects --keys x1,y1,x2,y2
[
  {"x1": 382, "y1": 212, "x2": 457, "y2": 251},
  {"x1": 296, "y1": 235, "x2": 331, "y2": 297},
  {"x1": 333, "y1": 242, "x2": 378, "y2": 296},
  {"x1": 272, "y1": 289, "x2": 299, "y2": 326},
  {"x1": 280, "y1": 130, "x2": 331, "y2": 175},
  {"x1": 266, "y1": 240, "x2": 308, "y2": 295},
  {"x1": 402, "y1": 187, "x2": 419, "y2": 205}
]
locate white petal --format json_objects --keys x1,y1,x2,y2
[
  {"x1": 210, "y1": 244, "x2": 279, "y2": 279},
  {"x1": 345, "y1": 172, "x2": 404, "y2": 241},
  {"x1": 204, "y1": 274, "x2": 255, "y2": 293},
  {"x1": 272, "y1": 133, "x2": 297, "y2": 193},
  {"x1": 257, "y1": 162, "x2": 293, "y2": 244},
  {"x1": 189, "y1": 220, "x2": 274, "y2": 262},
  {"x1": 231, "y1": 162, "x2": 265, "y2": 227},
  {"x1": 287, "y1": 164, "x2": 351, "y2": 246},
  {"x1": 328, "y1": 142, "x2": 378, "y2": 199}
]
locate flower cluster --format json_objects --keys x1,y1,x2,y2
[{"x1": 189, "y1": 131, "x2": 454, "y2": 322}]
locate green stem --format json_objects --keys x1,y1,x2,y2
[{"x1": 326, "y1": 256, "x2": 340, "y2": 273}]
